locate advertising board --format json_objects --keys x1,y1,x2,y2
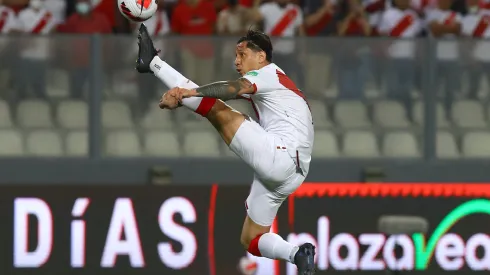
[{"x1": 1, "y1": 183, "x2": 489, "y2": 275}]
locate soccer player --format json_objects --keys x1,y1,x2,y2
[{"x1": 136, "y1": 24, "x2": 316, "y2": 274}]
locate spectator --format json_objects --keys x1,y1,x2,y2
[
  {"x1": 426, "y1": 0, "x2": 462, "y2": 115},
  {"x1": 0, "y1": 1, "x2": 18, "y2": 34},
  {"x1": 44, "y1": 0, "x2": 66, "y2": 24},
  {"x1": 15, "y1": 0, "x2": 57, "y2": 101},
  {"x1": 302, "y1": 0, "x2": 336, "y2": 96},
  {"x1": 378, "y1": 0, "x2": 422, "y2": 114},
  {"x1": 59, "y1": 0, "x2": 112, "y2": 99},
  {"x1": 335, "y1": 0, "x2": 371, "y2": 99},
  {"x1": 462, "y1": 0, "x2": 490, "y2": 98},
  {"x1": 249, "y1": 0, "x2": 305, "y2": 89},
  {"x1": 364, "y1": 0, "x2": 385, "y2": 34},
  {"x1": 171, "y1": 0, "x2": 217, "y2": 85},
  {"x1": 217, "y1": 0, "x2": 253, "y2": 79},
  {"x1": 134, "y1": 0, "x2": 171, "y2": 116}
]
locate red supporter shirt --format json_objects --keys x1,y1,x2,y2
[
  {"x1": 59, "y1": 12, "x2": 112, "y2": 67},
  {"x1": 171, "y1": 0, "x2": 217, "y2": 58}
]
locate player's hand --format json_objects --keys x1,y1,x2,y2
[
  {"x1": 159, "y1": 90, "x2": 180, "y2": 110},
  {"x1": 174, "y1": 87, "x2": 198, "y2": 102}
]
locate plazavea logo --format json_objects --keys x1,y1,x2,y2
[{"x1": 284, "y1": 199, "x2": 490, "y2": 272}]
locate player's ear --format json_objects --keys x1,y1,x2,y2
[{"x1": 258, "y1": 51, "x2": 266, "y2": 64}]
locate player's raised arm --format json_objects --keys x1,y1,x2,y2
[{"x1": 176, "y1": 78, "x2": 255, "y2": 101}]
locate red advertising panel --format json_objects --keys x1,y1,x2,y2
[{"x1": 1, "y1": 183, "x2": 489, "y2": 275}]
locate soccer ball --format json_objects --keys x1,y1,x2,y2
[
  {"x1": 237, "y1": 256, "x2": 257, "y2": 275},
  {"x1": 118, "y1": 0, "x2": 158, "y2": 22}
]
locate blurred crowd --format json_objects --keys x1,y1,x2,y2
[{"x1": 1, "y1": 0, "x2": 490, "y2": 119}]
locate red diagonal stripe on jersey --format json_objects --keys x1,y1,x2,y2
[
  {"x1": 443, "y1": 12, "x2": 456, "y2": 25},
  {"x1": 32, "y1": 12, "x2": 52, "y2": 34},
  {"x1": 276, "y1": 69, "x2": 310, "y2": 110},
  {"x1": 270, "y1": 8, "x2": 298, "y2": 36},
  {"x1": 154, "y1": 14, "x2": 163, "y2": 35},
  {"x1": 390, "y1": 14, "x2": 413, "y2": 36},
  {"x1": 0, "y1": 10, "x2": 9, "y2": 32},
  {"x1": 473, "y1": 16, "x2": 490, "y2": 37},
  {"x1": 364, "y1": 0, "x2": 385, "y2": 13}
]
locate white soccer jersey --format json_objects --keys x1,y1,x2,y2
[
  {"x1": 462, "y1": 12, "x2": 490, "y2": 61},
  {"x1": 378, "y1": 7, "x2": 422, "y2": 58},
  {"x1": 241, "y1": 63, "x2": 313, "y2": 174},
  {"x1": 0, "y1": 6, "x2": 18, "y2": 34},
  {"x1": 259, "y1": 2, "x2": 303, "y2": 54},
  {"x1": 426, "y1": 9, "x2": 463, "y2": 60},
  {"x1": 17, "y1": 8, "x2": 56, "y2": 60}
]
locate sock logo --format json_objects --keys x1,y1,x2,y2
[{"x1": 153, "y1": 64, "x2": 161, "y2": 70}]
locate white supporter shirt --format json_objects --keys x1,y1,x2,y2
[
  {"x1": 0, "y1": 6, "x2": 19, "y2": 33},
  {"x1": 259, "y1": 3, "x2": 303, "y2": 54},
  {"x1": 17, "y1": 8, "x2": 56, "y2": 60},
  {"x1": 426, "y1": 9, "x2": 462, "y2": 61},
  {"x1": 462, "y1": 12, "x2": 490, "y2": 62},
  {"x1": 378, "y1": 7, "x2": 422, "y2": 59},
  {"x1": 241, "y1": 63, "x2": 313, "y2": 174}
]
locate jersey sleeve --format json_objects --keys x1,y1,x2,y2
[
  {"x1": 295, "y1": 6, "x2": 303, "y2": 27},
  {"x1": 242, "y1": 70, "x2": 275, "y2": 95}
]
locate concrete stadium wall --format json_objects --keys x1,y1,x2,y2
[{"x1": 1, "y1": 158, "x2": 489, "y2": 184}]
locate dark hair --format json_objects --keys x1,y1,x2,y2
[{"x1": 237, "y1": 29, "x2": 273, "y2": 62}]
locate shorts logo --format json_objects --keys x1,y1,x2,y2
[
  {"x1": 154, "y1": 64, "x2": 161, "y2": 70},
  {"x1": 246, "y1": 71, "x2": 258, "y2": 76}
]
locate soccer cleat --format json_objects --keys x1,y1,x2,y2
[
  {"x1": 136, "y1": 23, "x2": 159, "y2": 73},
  {"x1": 294, "y1": 243, "x2": 316, "y2": 275}
]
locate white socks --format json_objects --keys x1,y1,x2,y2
[
  {"x1": 258, "y1": 233, "x2": 299, "y2": 264},
  {"x1": 150, "y1": 56, "x2": 204, "y2": 111}
]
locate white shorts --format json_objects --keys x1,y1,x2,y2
[{"x1": 229, "y1": 118, "x2": 306, "y2": 226}]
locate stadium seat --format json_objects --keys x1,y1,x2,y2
[
  {"x1": 105, "y1": 130, "x2": 142, "y2": 157},
  {"x1": 383, "y1": 132, "x2": 420, "y2": 157},
  {"x1": 26, "y1": 130, "x2": 63, "y2": 156},
  {"x1": 141, "y1": 103, "x2": 174, "y2": 129},
  {"x1": 343, "y1": 130, "x2": 380, "y2": 157},
  {"x1": 183, "y1": 130, "x2": 220, "y2": 157},
  {"x1": 312, "y1": 130, "x2": 340, "y2": 157},
  {"x1": 227, "y1": 100, "x2": 253, "y2": 115},
  {"x1": 57, "y1": 100, "x2": 88, "y2": 129},
  {"x1": 452, "y1": 100, "x2": 487, "y2": 128},
  {"x1": 17, "y1": 100, "x2": 53, "y2": 128},
  {"x1": 309, "y1": 99, "x2": 332, "y2": 128},
  {"x1": 0, "y1": 100, "x2": 13, "y2": 127},
  {"x1": 0, "y1": 129, "x2": 24, "y2": 156},
  {"x1": 66, "y1": 131, "x2": 88, "y2": 156},
  {"x1": 177, "y1": 110, "x2": 208, "y2": 130},
  {"x1": 222, "y1": 142, "x2": 238, "y2": 158},
  {"x1": 462, "y1": 132, "x2": 490, "y2": 157},
  {"x1": 334, "y1": 101, "x2": 370, "y2": 128},
  {"x1": 373, "y1": 100, "x2": 410, "y2": 128},
  {"x1": 102, "y1": 101, "x2": 133, "y2": 129},
  {"x1": 413, "y1": 101, "x2": 449, "y2": 128},
  {"x1": 144, "y1": 131, "x2": 181, "y2": 157},
  {"x1": 436, "y1": 131, "x2": 459, "y2": 158}
]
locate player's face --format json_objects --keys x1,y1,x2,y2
[{"x1": 235, "y1": 42, "x2": 265, "y2": 76}]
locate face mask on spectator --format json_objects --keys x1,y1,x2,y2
[
  {"x1": 76, "y1": 2, "x2": 91, "y2": 14},
  {"x1": 29, "y1": 0, "x2": 43, "y2": 9}
]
